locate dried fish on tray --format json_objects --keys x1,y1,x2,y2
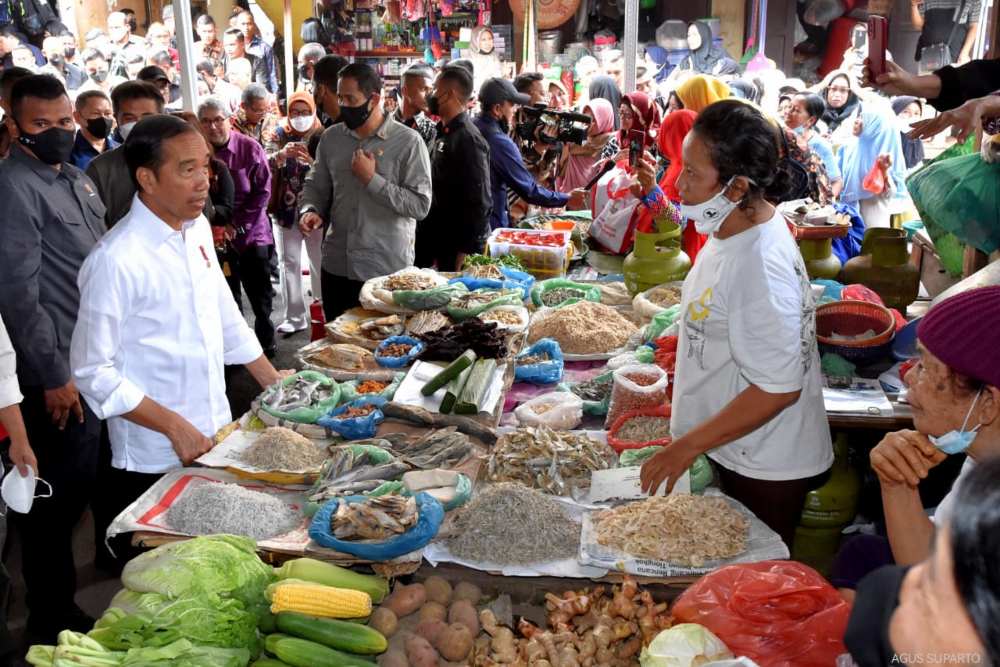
[
  {"x1": 331, "y1": 494, "x2": 418, "y2": 540},
  {"x1": 308, "y1": 446, "x2": 410, "y2": 503},
  {"x1": 405, "y1": 310, "x2": 452, "y2": 336},
  {"x1": 384, "y1": 273, "x2": 437, "y2": 291},
  {"x1": 487, "y1": 427, "x2": 617, "y2": 495},
  {"x1": 388, "y1": 427, "x2": 474, "y2": 470},
  {"x1": 302, "y1": 342, "x2": 378, "y2": 372}
]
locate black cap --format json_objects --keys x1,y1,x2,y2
[
  {"x1": 137, "y1": 65, "x2": 170, "y2": 83},
  {"x1": 478, "y1": 77, "x2": 531, "y2": 110}
]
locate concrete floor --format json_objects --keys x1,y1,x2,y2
[{"x1": 3, "y1": 276, "x2": 314, "y2": 663}]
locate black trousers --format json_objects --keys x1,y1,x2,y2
[
  {"x1": 224, "y1": 244, "x2": 276, "y2": 352},
  {"x1": 91, "y1": 448, "x2": 162, "y2": 574},
  {"x1": 14, "y1": 387, "x2": 100, "y2": 626},
  {"x1": 320, "y1": 269, "x2": 364, "y2": 322}
]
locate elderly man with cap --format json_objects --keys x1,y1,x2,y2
[
  {"x1": 829, "y1": 286, "x2": 1000, "y2": 600},
  {"x1": 474, "y1": 77, "x2": 586, "y2": 229}
]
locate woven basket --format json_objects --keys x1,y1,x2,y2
[{"x1": 816, "y1": 301, "x2": 896, "y2": 365}]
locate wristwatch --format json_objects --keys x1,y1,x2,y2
[{"x1": 298, "y1": 205, "x2": 320, "y2": 218}]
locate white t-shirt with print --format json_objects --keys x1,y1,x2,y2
[
  {"x1": 932, "y1": 457, "x2": 975, "y2": 526},
  {"x1": 670, "y1": 211, "x2": 834, "y2": 481}
]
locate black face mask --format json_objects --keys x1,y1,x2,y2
[
  {"x1": 17, "y1": 125, "x2": 76, "y2": 165},
  {"x1": 48, "y1": 54, "x2": 64, "y2": 68},
  {"x1": 426, "y1": 94, "x2": 441, "y2": 117},
  {"x1": 90, "y1": 69, "x2": 109, "y2": 83},
  {"x1": 339, "y1": 98, "x2": 373, "y2": 131},
  {"x1": 297, "y1": 63, "x2": 312, "y2": 82},
  {"x1": 64, "y1": 46, "x2": 76, "y2": 58},
  {"x1": 86, "y1": 116, "x2": 114, "y2": 140},
  {"x1": 844, "y1": 565, "x2": 908, "y2": 667}
]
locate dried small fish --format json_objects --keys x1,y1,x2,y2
[
  {"x1": 451, "y1": 289, "x2": 521, "y2": 309},
  {"x1": 385, "y1": 274, "x2": 436, "y2": 291},
  {"x1": 358, "y1": 315, "x2": 405, "y2": 340},
  {"x1": 540, "y1": 287, "x2": 586, "y2": 307},
  {"x1": 309, "y1": 447, "x2": 410, "y2": 503},
  {"x1": 381, "y1": 402, "x2": 499, "y2": 445},
  {"x1": 389, "y1": 428, "x2": 473, "y2": 469},
  {"x1": 613, "y1": 416, "x2": 671, "y2": 444},
  {"x1": 331, "y1": 495, "x2": 418, "y2": 540},
  {"x1": 308, "y1": 344, "x2": 377, "y2": 371},
  {"x1": 262, "y1": 377, "x2": 336, "y2": 413},
  {"x1": 487, "y1": 427, "x2": 616, "y2": 495},
  {"x1": 406, "y1": 310, "x2": 452, "y2": 336},
  {"x1": 239, "y1": 427, "x2": 328, "y2": 471},
  {"x1": 467, "y1": 264, "x2": 503, "y2": 280},
  {"x1": 569, "y1": 375, "x2": 613, "y2": 402}
]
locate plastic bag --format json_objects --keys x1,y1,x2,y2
[
  {"x1": 607, "y1": 404, "x2": 672, "y2": 451},
  {"x1": 861, "y1": 159, "x2": 886, "y2": 195},
  {"x1": 514, "y1": 338, "x2": 565, "y2": 385},
  {"x1": 633, "y1": 282, "x2": 685, "y2": 322},
  {"x1": 316, "y1": 397, "x2": 386, "y2": 440},
  {"x1": 450, "y1": 267, "x2": 536, "y2": 300},
  {"x1": 514, "y1": 391, "x2": 584, "y2": 430},
  {"x1": 531, "y1": 278, "x2": 602, "y2": 309},
  {"x1": 644, "y1": 305, "x2": 682, "y2": 342},
  {"x1": 259, "y1": 371, "x2": 341, "y2": 424},
  {"x1": 308, "y1": 492, "x2": 445, "y2": 560},
  {"x1": 447, "y1": 288, "x2": 524, "y2": 321},
  {"x1": 606, "y1": 364, "x2": 668, "y2": 428},
  {"x1": 618, "y1": 445, "x2": 662, "y2": 467},
  {"x1": 607, "y1": 347, "x2": 655, "y2": 370},
  {"x1": 477, "y1": 304, "x2": 530, "y2": 333},
  {"x1": 559, "y1": 371, "x2": 613, "y2": 416},
  {"x1": 374, "y1": 336, "x2": 424, "y2": 368},
  {"x1": 339, "y1": 372, "x2": 404, "y2": 403},
  {"x1": 841, "y1": 284, "x2": 883, "y2": 305},
  {"x1": 393, "y1": 282, "x2": 468, "y2": 311},
  {"x1": 639, "y1": 623, "x2": 734, "y2": 667},
  {"x1": 671, "y1": 560, "x2": 852, "y2": 667},
  {"x1": 811, "y1": 279, "x2": 844, "y2": 302}
]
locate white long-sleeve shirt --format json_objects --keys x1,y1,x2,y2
[
  {"x1": 71, "y1": 195, "x2": 263, "y2": 473},
  {"x1": 0, "y1": 313, "x2": 23, "y2": 410}
]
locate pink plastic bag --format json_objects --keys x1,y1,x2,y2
[{"x1": 672, "y1": 561, "x2": 851, "y2": 667}]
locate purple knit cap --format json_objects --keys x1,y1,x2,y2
[{"x1": 917, "y1": 286, "x2": 1000, "y2": 388}]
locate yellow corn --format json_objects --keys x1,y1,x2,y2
[{"x1": 269, "y1": 582, "x2": 372, "y2": 619}]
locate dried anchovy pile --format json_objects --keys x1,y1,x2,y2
[
  {"x1": 448, "y1": 482, "x2": 580, "y2": 565},
  {"x1": 239, "y1": 427, "x2": 328, "y2": 471},
  {"x1": 570, "y1": 375, "x2": 613, "y2": 402},
  {"x1": 540, "y1": 287, "x2": 586, "y2": 307},
  {"x1": 613, "y1": 416, "x2": 671, "y2": 444},
  {"x1": 452, "y1": 289, "x2": 519, "y2": 309},
  {"x1": 166, "y1": 482, "x2": 301, "y2": 540},
  {"x1": 417, "y1": 319, "x2": 507, "y2": 361},
  {"x1": 487, "y1": 426, "x2": 616, "y2": 495},
  {"x1": 595, "y1": 495, "x2": 749, "y2": 567},
  {"x1": 384, "y1": 274, "x2": 436, "y2": 291}
]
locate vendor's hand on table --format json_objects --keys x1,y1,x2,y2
[
  {"x1": 299, "y1": 212, "x2": 324, "y2": 236},
  {"x1": 640, "y1": 439, "x2": 698, "y2": 495},
  {"x1": 351, "y1": 149, "x2": 377, "y2": 185},
  {"x1": 909, "y1": 98, "x2": 982, "y2": 144},
  {"x1": 44, "y1": 381, "x2": 84, "y2": 430},
  {"x1": 870, "y1": 429, "x2": 947, "y2": 487},
  {"x1": 567, "y1": 188, "x2": 587, "y2": 210},
  {"x1": 167, "y1": 415, "x2": 214, "y2": 465}
]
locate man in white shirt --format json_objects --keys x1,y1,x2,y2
[{"x1": 71, "y1": 114, "x2": 284, "y2": 567}]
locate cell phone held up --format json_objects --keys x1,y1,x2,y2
[
  {"x1": 867, "y1": 15, "x2": 889, "y2": 81},
  {"x1": 628, "y1": 129, "x2": 645, "y2": 169}
]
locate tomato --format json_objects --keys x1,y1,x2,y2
[{"x1": 495, "y1": 230, "x2": 565, "y2": 247}]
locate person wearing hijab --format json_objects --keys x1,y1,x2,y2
[
  {"x1": 675, "y1": 75, "x2": 730, "y2": 114},
  {"x1": 469, "y1": 26, "x2": 501, "y2": 92},
  {"x1": 588, "y1": 75, "x2": 622, "y2": 129},
  {"x1": 674, "y1": 21, "x2": 732, "y2": 76},
  {"x1": 817, "y1": 69, "x2": 863, "y2": 140},
  {"x1": 837, "y1": 104, "x2": 908, "y2": 229},
  {"x1": 556, "y1": 98, "x2": 617, "y2": 193},
  {"x1": 271, "y1": 91, "x2": 324, "y2": 333},
  {"x1": 892, "y1": 96, "x2": 926, "y2": 170},
  {"x1": 666, "y1": 90, "x2": 684, "y2": 114},
  {"x1": 655, "y1": 109, "x2": 706, "y2": 261},
  {"x1": 619, "y1": 91, "x2": 661, "y2": 151}
]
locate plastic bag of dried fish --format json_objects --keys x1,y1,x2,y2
[
  {"x1": 487, "y1": 427, "x2": 617, "y2": 496},
  {"x1": 308, "y1": 444, "x2": 410, "y2": 505},
  {"x1": 386, "y1": 428, "x2": 474, "y2": 470},
  {"x1": 330, "y1": 494, "x2": 418, "y2": 540},
  {"x1": 317, "y1": 397, "x2": 387, "y2": 440},
  {"x1": 259, "y1": 371, "x2": 342, "y2": 424},
  {"x1": 394, "y1": 282, "x2": 469, "y2": 312},
  {"x1": 559, "y1": 371, "x2": 613, "y2": 416},
  {"x1": 446, "y1": 287, "x2": 523, "y2": 321},
  {"x1": 513, "y1": 392, "x2": 583, "y2": 430}
]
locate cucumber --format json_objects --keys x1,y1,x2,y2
[
  {"x1": 266, "y1": 634, "x2": 377, "y2": 667},
  {"x1": 440, "y1": 364, "x2": 473, "y2": 414},
  {"x1": 276, "y1": 612, "x2": 387, "y2": 655},
  {"x1": 259, "y1": 612, "x2": 278, "y2": 633},
  {"x1": 252, "y1": 659, "x2": 293, "y2": 667},
  {"x1": 421, "y1": 349, "x2": 476, "y2": 396},
  {"x1": 273, "y1": 558, "x2": 390, "y2": 603},
  {"x1": 454, "y1": 358, "x2": 498, "y2": 414}
]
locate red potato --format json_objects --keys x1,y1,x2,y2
[
  {"x1": 423, "y1": 576, "x2": 452, "y2": 606},
  {"x1": 418, "y1": 601, "x2": 448, "y2": 624},
  {"x1": 451, "y1": 581, "x2": 482, "y2": 605},
  {"x1": 369, "y1": 607, "x2": 399, "y2": 638},
  {"x1": 414, "y1": 620, "x2": 448, "y2": 645},
  {"x1": 380, "y1": 649, "x2": 408, "y2": 667},
  {"x1": 405, "y1": 634, "x2": 440, "y2": 667},
  {"x1": 447, "y1": 600, "x2": 480, "y2": 636},
  {"x1": 432, "y1": 623, "x2": 474, "y2": 662},
  {"x1": 384, "y1": 582, "x2": 427, "y2": 618}
]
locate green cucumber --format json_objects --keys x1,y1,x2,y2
[
  {"x1": 421, "y1": 349, "x2": 476, "y2": 396},
  {"x1": 440, "y1": 364, "x2": 473, "y2": 414},
  {"x1": 454, "y1": 358, "x2": 498, "y2": 414},
  {"x1": 276, "y1": 612, "x2": 387, "y2": 655},
  {"x1": 252, "y1": 659, "x2": 294, "y2": 667},
  {"x1": 266, "y1": 634, "x2": 377, "y2": 667},
  {"x1": 259, "y1": 612, "x2": 278, "y2": 633}
]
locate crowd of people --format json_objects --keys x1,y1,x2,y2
[{"x1": 0, "y1": 6, "x2": 999, "y2": 666}]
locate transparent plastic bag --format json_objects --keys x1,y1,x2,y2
[
  {"x1": 606, "y1": 364, "x2": 668, "y2": 428},
  {"x1": 514, "y1": 338, "x2": 565, "y2": 385},
  {"x1": 393, "y1": 282, "x2": 468, "y2": 311},
  {"x1": 259, "y1": 371, "x2": 342, "y2": 424},
  {"x1": 530, "y1": 278, "x2": 602, "y2": 309},
  {"x1": 514, "y1": 391, "x2": 584, "y2": 430},
  {"x1": 316, "y1": 397, "x2": 386, "y2": 440},
  {"x1": 644, "y1": 305, "x2": 683, "y2": 342},
  {"x1": 559, "y1": 371, "x2": 613, "y2": 416}
]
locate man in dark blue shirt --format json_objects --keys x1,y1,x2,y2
[
  {"x1": 474, "y1": 77, "x2": 585, "y2": 229},
  {"x1": 69, "y1": 89, "x2": 117, "y2": 170}
]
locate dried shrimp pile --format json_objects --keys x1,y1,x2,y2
[
  {"x1": 528, "y1": 301, "x2": 637, "y2": 354},
  {"x1": 595, "y1": 495, "x2": 749, "y2": 567}
]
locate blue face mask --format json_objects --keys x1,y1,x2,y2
[
  {"x1": 792, "y1": 124, "x2": 807, "y2": 136},
  {"x1": 930, "y1": 388, "x2": 983, "y2": 455}
]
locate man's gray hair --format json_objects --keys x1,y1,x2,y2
[
  {"x1": 298, "y1": 42, "x2": 326, "y2": 63},
  {"x1": 197, "y1": 96, "x2": 229, "y2": 119},
  {"x1": 241, "y1": 82, "x2": 268, "y2": 106}
]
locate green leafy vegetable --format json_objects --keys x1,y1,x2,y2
[
  {"x1": 461, "y1": 254, "x2": 525, "y2": 271},
  {"x1": 122, "y1": 639, "x2": 251, "y2": 667}
]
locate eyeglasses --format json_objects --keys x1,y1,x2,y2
[
  {"x1": 620, "y1": 109, "x2": 635, "y2": 120},
  {"x1": 200, "y1": 117, "x2": 227, "y2": 126},
  {"x1": 828, "y1": 86, "x2": 850, "y2": 95}
]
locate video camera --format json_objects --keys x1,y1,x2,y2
[{"x1": 515, "y1": 104, "x2": 591, "y2": 146}]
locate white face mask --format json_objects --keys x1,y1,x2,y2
[
  {"x1": 2, "y1": 465, "x2": 52, "y2": 514},
  {"x1": 290, "y1": 115, "x2": 314, "y2": 133},
  {"x1": 680, "y1": 177, "x2": 745, "y2": 236},
  {"x1": 118, "y1": 121, "x2": 137, "y2": 140}
]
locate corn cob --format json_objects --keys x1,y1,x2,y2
[{"x1": 268, "y1": 581, "x2": 372, "y2": 619}]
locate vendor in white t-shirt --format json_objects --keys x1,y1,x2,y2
[
  {"x1": 638, "y1": 99, "x2": 833, "y2": 546},
  {"x1": 829, "y1": 285, "x2": 1000, "y2": 600}
]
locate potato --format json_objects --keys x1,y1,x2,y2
[
  {"x1": 432, "y1": 623, "x2": 474, "y2": 662},
  {"x1": 369, "y1": 607, "x2": 399, "y2": 638},
  {"x1": 384, "y1": 582, "x2": 427, "y2": 618},
  {"x1": 414, "y1": 619, "x2": 448, "y2": 645},
  {"x1": 405, "y1": 633, "x2": 440, "y2": 667},
  {"x1": 452, "y1": 581, "x2": 482, "y2": 605},
  {"x1": 447, "y1": 599, "x2": 479, "y2": 636},
  {"x1": 380, "y1": 649, "x2": 408, "y2": 667},
  {"x1": 418, "y1": 601, "x2": 448, "y2": 624},
  {"x1": 423, "y1": 576, "x2": 452, "y2": 606}
]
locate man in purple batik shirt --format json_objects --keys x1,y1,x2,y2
[{"x1": 197, "y1": 96, "x2": 277, "y2": 356}]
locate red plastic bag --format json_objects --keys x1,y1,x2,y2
[
  {"x1": 841, "y1": 284, "x2": 883, "y2": 305},
  {"x1": 862, "y1": 159, "x2": 887, "y2": 195},
  {"x1": 607, "y1": 404, "x2": 672, "y2": 452},
  {"x1": 672, "y1": 560, "x2": 851, "y2": 667}
]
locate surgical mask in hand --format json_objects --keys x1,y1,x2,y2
[
  {"x1": 680, "y1": 177, "x2": 744, "y2": 236},
  {"x1": 1, "y1": 465, "x2": 52, "y2": 514},
  {"x1": 930, "y1": 388, "x2": 983, "y2": 455}
]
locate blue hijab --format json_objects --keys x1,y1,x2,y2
[{"x1": 838, "y1": 106, "x2": 908, "y2": 204}]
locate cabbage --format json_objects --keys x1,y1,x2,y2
[
  {"x1": 639, "y1": 624, "x2": 734, "y2": 667},
  {"x1": 122, "y1": 639, "x2": 250, "y2": 666}
]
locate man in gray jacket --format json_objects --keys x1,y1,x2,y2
[{"x1": 299, "y1": 63, "x2": 432, "y2": 321}]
